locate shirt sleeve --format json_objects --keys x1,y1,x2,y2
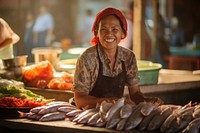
[
  {"x1": 125, "y1": 53, "x2": 140, "y2": 87},
  {"x1": 72, "y1": 54, "x2": 93, "y2": 95}
]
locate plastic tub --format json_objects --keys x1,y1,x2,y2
[
  {"x1": 137, "y1": 61, "x2": 162, "y2": 85},
  {"x1": 32, "y1": 47, "x2": 62, "y2": 70}
]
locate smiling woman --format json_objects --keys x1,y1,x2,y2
[{"x1": 71, "y1": 7, "x2": 163, "y2": 109}]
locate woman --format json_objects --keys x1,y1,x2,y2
[{"x1": 72, "y1": 8, "x2": 163, "y2": 108}]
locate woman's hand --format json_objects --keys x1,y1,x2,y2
[{"x1": 144, "y1": 97, "x2": 164, "y2": 106}]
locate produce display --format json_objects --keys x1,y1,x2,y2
[
  {"x1": 23, "y1": 60, "x2": 73, "y2": 90},
  {"x1": 0, "y1": 78, "x2": 51, "y2": 108},
  {"x1": 19, "y1": 97, "x2": 200, "y2": 133}
]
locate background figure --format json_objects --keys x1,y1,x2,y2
[
  {"x1": 169, "y1": 17, "x2": 184, "y2": 47},
  {"x1": 119, "y1": 9, "x2": 133, "y2": 50},
  {"x1": 23, "y1": 12, "x2": 35, "y2": 62},
  {"x1": 33, "y1": 4, "x2": 54, "y2": 47},
  {"x1": 155, "y1": 11, "x2": 170, "y2": 68},
  {"x1": 76, "y1": 9, "x2": 94, "y2": 46}
]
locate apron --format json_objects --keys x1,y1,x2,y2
[
  {"x1": 89, "y1": 46, "x2": 126, "y2": 98},
  {"x1": 69, "y1": 46, "x2": 126, "y2": 105}
]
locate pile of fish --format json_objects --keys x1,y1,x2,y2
[{"x1": 19, "y1": 97, "x2": 200, "y2": 133}]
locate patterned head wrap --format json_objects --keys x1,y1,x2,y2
[{"x1": 91, "y1": 7, "x2": 127, "y2": 45}]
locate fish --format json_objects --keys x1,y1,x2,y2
[
  {"x1": 147, "y1": 106, "x2": 173, "y2": 131},
  {"x1": 193, "y1": 106, "x2": 200, "y2": 118},
  {"x1": 124, "y1": 102, "x2": 145, "y2": 130},
  {"x1": 18, "y1": 111, "x2": 33, "y2": 118},
  {"x1": 161, "y1": 106, "x2": 194, "y2": 133},
  {"x1": 95, "y1": 117, "x2": 107, "y2": 127},
  {"x1": 87, "y1": 112, "x2": 100, "y2": 126},
  {"x1": 138, "y1": 107, "x2": 161, "y2": 131},
  {"x1": 30, "y1": 105, "x2": 46, "y2": 113},
  {"x1": 66, "y1": 109, "x2": 83, "y2": 117},
  {"x1": 58, "y1": 106, "x2": 77, "y2": 113},
  {"x1": 38, "y1": 103, "x2": 70, "y2": 115},
  {"x1": 182, "y1": 123, "x2": 199, "y2": 133},
  {"x1": 182, "y1": 117, "x2": 200, "y2": 133},
  {"x1": 140, "y1": 102, "x2": 156, "y2": 116},
  {"x1": 39, "y1": 112, "x2": 66, "y2": 122},
  {"x1": 77, "y1": 111, "x2": 97, "y2": 124},
  {"x1": 72, "y1": 108, "x2": 98, "y2": 123},
  {"x1": 160, "y1": 112, "x2": 178, "y2": 132},
  {"x1": 120, "y1": 103, "x2": 135, "y2": 119},
  {"x1": 45, "y1": 101, "x2": 71, "y2": 106},
  {"x1": 104, "y1": 97, "x2": 125, "y2": 122},
  {"x1": 106, "y1": 107, "x2": 122, "y2": 129},
  {"x1": 99, "y1": 100, "x2": 113, "y2": 120},
  {"x1": 116, "y1": 118, "x2": 128, "y2": 131}
]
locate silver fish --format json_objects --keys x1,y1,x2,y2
[
  {"x1": 161, "y1": 106, "x2": 194, "y2": 133},
  {"x1": 95, "y1": 118, "x2": 107, "y2": 127},
  {"x1": 66, "y1": 109, "x2": 83, "y2": 117},
  {"x1": 58, "y1": 106, "x2": 77, "y2": 113},
  {"x1": 124, "y1": 102, "x2": 145, "y2": 130},
  {"x1": 120, "y1": 104, "x2": 134, "y2": 119},
  {"x1": 106, "y1": 107, "x2": 122, "y2": 129},
  {"x1": 77, "y1": 111, "x2": 97, "y2": 124},
  {"x1": 160, "y1": 112, "x2": 178, "y2": 132},
  {"x1": 116, "y1": 118, "x2": 128, "y2": 131},
  {"x1": 182, "y1": 117, "x2": 200, "y2": 133},
  {"x1": 39, "y1": 112, "x2": 66, "y2": 122},
  {"x1": 104, "y1": 97, "x2": 125, "y2": 122},
  {"x1": 182, "y1": 123, "x2": 199, "y2": 133},
  {"x1": 99, "y1": 100, "x2": 113, "y2": 120},
  {"x1": 30, "y1": 105, "x2": 46, "y2": 113},
  {"x1": 193, "y1": 107, "x2": 200, "y2": 118},
  {"x1": 38, "y1": 103, "x2": 69, "y2": 115},
  {"x1": 18, "y1": 111, "x2": 33, "y2": 118},
  {"x1": 139, "y1": 107, "x2": 160, "y2": 131},
  {"x1": 140, "y1": 102, "x2": 156, "y2": 116},
  {"x1": 148, "y1": 106, "x2": 172, "y2": 131},
  {"x1": 87, "y1": 112, "x2": 100, "y2": 126},
  {"x1": 72, "y1": 108, "x2": 97, "y2": 122},
  {"x1": 45, "y1": 101, "x2": 71, "y2": 106}
]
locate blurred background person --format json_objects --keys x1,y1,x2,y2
[
  {"x1": 169, "y1": 16, "x2": 184, "y2": 47},
  {"x1": 76, "y1": 9, "x2": 94, "y2": 47},
  {"x1": 119, "y1": 9, "x2": 133, "y2": 50},
  {"x1": 23, "y1": 12, "x2": 35, "y2": 62},
  {"x1": 33, "y1": 4, "x2": 54, "y2": 47}
]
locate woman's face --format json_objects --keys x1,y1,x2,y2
[{"x1": 97, "y1": 15, "x2": 125, "y2": 50}]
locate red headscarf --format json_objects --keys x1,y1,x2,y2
[{"x1": 91, "y1": 7, "x2": 127, "y2": 45}]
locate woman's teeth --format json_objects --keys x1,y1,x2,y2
[{"x1": 105, "y1": 39, "x2": 114, "y2": 43}]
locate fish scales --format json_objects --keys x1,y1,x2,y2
[
  {"x1": 106, "y1": 107, "x2": 122, "y2": 129},
  {"x1": 124, "y1": 102, "x2": 145, "y2": 130},
  {"x1": 39, "y1": 112, "x2": 66, "y2": 122},
  {"x1": 72, "y1": 108, "x2": 97, "y2": 122},
  {"x1": 87, "y1": 112, "x2": 100, "y2": 126},
  {"x1": 139, "y1": 107, "x2": 161, "y2": 131},
  {"x1": 99, "y1": 101, "x2": 113, "y2": 121},
  {"x1": 66, "y1": 109, "x2": 83, "y2": 117},
  {"x1": 104, "y1": 97, "x2": 125, "y2": 122},
  {"x1": 120, "y1": 104, "x2": 134, "y2": 119},
  {"x1": 148, "y1": 106, "x2": 172, "y2": 131},
  {"x1": 182, "y1": 117, "x2": 200, "y2": 133},
  {"x1": 116, "y1": 118, "x2": 128, "y2": 131},
  {"x1": 161, "y1": 106, "x2": 194, "y2": 133},
  {"x1": 58, "y1": 106, "x2": 77, "y2": 113},
  {"x1": 76, "y1": 108, "x2": 99, "y2": 124},
  {"x1": 38, "y1": 103, "x2": 70, "y2": 115},
  {"x1": 140, "y1": 102, "x2": 156, "y2": 116}
]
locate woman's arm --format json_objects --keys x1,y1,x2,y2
[
  {"x1": 128, "y1": 86, "x2": 164, "y2": 105},
  {"x1": 128, "y1": 86, "x2": 145, "y2": 104},
  {"x1": 74, "y1": 91, "x2": 118, "y2": 109}
]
